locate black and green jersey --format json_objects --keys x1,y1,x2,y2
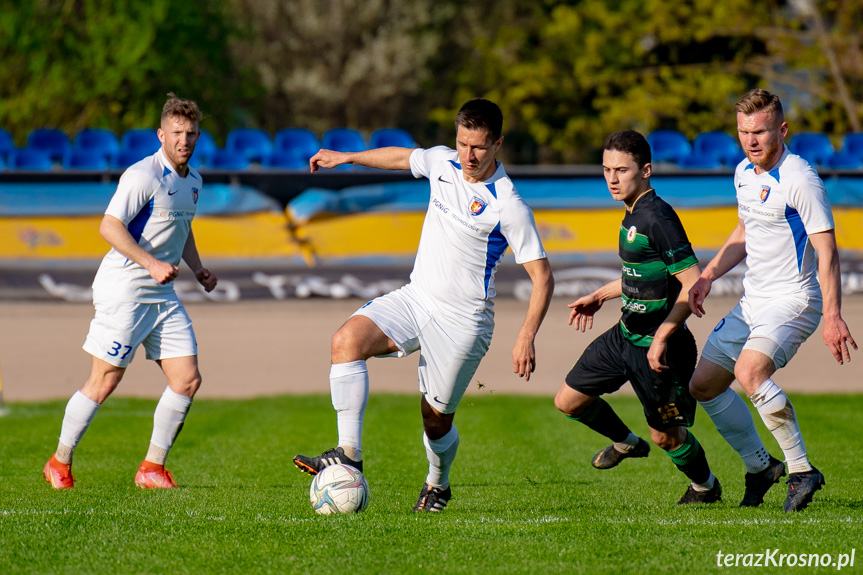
[{"x1": 617, "y1": 190, "x2": 697, "y2": 347}]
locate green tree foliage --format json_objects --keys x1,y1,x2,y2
[
  {"x1": 0, "y1": 0, "x2": 256, "y2": 144},
  {"x1": 438, "y1": 0, "x2": 863, "y2": 163},
  {"x1": 229, "y1": 0, "x2": 459, "y2": 138},
  {"x1": 766, "y1": 0, "x2": 863, "y2": 134},
  {"x1": 1, "y1": 1, "x2": 860, "y2": 161}
]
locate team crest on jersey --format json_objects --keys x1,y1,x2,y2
[
  {"x1": 468, "y1": 196, "x2": 487, "y2": 216},
  {"x1": 759, "y1": 185, "x2": 770, "y2": 203},
  {"x1": 192, "y1": 187, "x2": 199, "y2": 204},
  {"x1": 626, "y1": 225, "x2": 637, "y2": 242}
]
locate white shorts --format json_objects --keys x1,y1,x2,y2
[
  {"x1": 83, "y1": 297, "x2": 197, "y2": 368},
  {"x1": 353, "y1": 285, "x2": 492, "y2": 414},
  {"x1": 701, "y1": 294, "x2": 821, "y2": 373}
]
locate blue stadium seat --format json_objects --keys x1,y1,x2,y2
[
  {"x1": 8, "y1": 148, "x2": 54, "y2": 170},
  {"x1": 646, "y1": 130, "x2": 691, "y2": 163},
  {"x1": 62, "y1": 149, "x2": 109, "y2": 170},
  {"x1": 263, "y1": 150, "x2": 309, "y2": 169},
  {"x1": 841, "y1": 132, "x2": 863, "y2": 159},
  {"x1": 26, "y1": 128, "x2": 71, "y2": 161},
  {"x1": 0, "y1": 128, "x2": 14, "y2": 158},
  {"x1": 719, "y1": 148, "x2": 746, "y2": 167},
  {"x1": 322, "y1": 128, "x2": 367, "y2": 153},
  {"x1": 824, "y1": 152, "x2": 863, "y2": 170},
  {"x1": 226, "y1": 128, "x2": 272, "y2": 163},
  {"x1": 203, "y1": 149, "x2": 250, "y2": 170},
  {"x1": 193, "y1": 129, "x2": 217, "y2": 164},
  {"x1": 789, "y1": 132, "x2": 834, "y2": 166},
  {"x1": 120, "y1": 128, "x2": 161, "y2": 156},
  {"x1": 112, "y1": 148, "x2": 153, "y2": 169},
  {"x1": 693, "y1": 131, "x2": 741, "y2": 166},
  {"x1": 369, "y1": 128, "x2": 415, "y2": 148},
  {"x1": 73, "y1": 128, "x2": 120, "y2": 162},
  {"x1": 274, "y1": 128, "x2": 320, "y2": 162},
  {"x1": 677, "y1": 152, "x2": 722, "y2": 170}
]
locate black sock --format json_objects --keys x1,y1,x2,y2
[
  {"x1": 668, "y1": 430, "x2": 712, "y2": 485},
  {"x1": 566, "y1": 397, "x2": 631, "y2": 443}
]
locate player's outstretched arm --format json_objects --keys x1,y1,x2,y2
[
  {"x1": 689, "y1": 218, "x2": 747, "y2": 317},
  {"x1": 512, "y1": 258, "x2": 554, "y2": 382},
  {"x1": 182, "y1": 229, "x2": 218, "y2": 293},
  {"x1": 309, "y1": 147, "x2": 413, "y2": 172},
  {"x1": 99, "y1": 214, "x2": 178, "y2": 284},
  {"x1": 810, "y1": 230, "x2": 858, "y2": 364},
  {"x1": 568, "y1": 278, "x2": 622, "y2": 333}
]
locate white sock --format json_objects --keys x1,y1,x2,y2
[
  {"x1": 699, "y1": 387, "x2": 771, "y2": 473},
  {"x1": 147, "y1": 387, "x2": 193, "y2": 464},
  {"x1": 691, "y1": 471, "x2": 716, "y2": 492},
  {"x1": 424, "y1": 426, "x2": 459, "y2": 488},
  {"x1": 613, "y1": 432, "x2": 639, "y2": 452},
  {"x1": 750, "y1": 379, "x2": 811, "y2": 473},
  {"x1": 331, "y1": 360, "x2": 368, "y2": 460},
  {"x1": 57, "y1": 391, "x2": 101, "y2": 464}
]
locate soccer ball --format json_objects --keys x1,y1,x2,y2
[{"x1": 309, "y1": 464, "x2": 370, "y2": 515}]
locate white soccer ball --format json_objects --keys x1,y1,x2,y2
[{"x1": 309, "y1": 464, "x2": 370, "y2": 515}]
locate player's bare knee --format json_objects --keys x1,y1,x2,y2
[
  {"x1": 423, "y1": 417, "x2": 452, "y2": 440},
  {"x1": 185, "y1": 373, "x2": 202, "y2": 396},
  {"x1": 171, "y1": 372, "x2": 201, "y2": 397},
  {"x1": 733, "y1": 361, "x2": 766, "y2": 392},
  {"x1": 650, "y1": 427, "x2": 685, "y2": 451},
  {"x1": 81, "y1": 360, "x2": 126, "y2": 403},
  {"x1": 331, "y1": 326, "x2": 364, "y2": 362},
  {"x1": 689, "y1": 380, "x2": 713, "y2": 402},
  {"x1": 421, "y1": 401, "x2": 453, "y2": 439},
  {"x1": 554, "y1": 383, "x2": 589, "y2": 417},
  {"x1": 689, "y1": 372, "x2": 719, "y2": 402},
  {"x1": 553, "y1": 393, "x2": 575, "y2": 416},
  {"x1": 82, "y1": 374, "x2": 122, "y2": 404}
]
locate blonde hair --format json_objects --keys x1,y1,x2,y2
[
  {"x1": 734, "y1": 89, "x2": 784, "y2": 121},
  {"x1": 161, "y1": 92, "x2": 202, "y2": 124}
]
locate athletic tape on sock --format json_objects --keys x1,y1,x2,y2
[
  {"x1": 331, "y1": 361, "x2": 369, "y2": 450},
  {"x1": 668, "y1": 430, "x2": 700, "y2": 466},
  {"x1": 700, "y1": 387, "x2": 770, "y2": 472},
  {"x1": 58, "y1": 391, "x2": 101, "y2": 450}
]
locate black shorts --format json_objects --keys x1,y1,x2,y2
[{"x1": 565, "y1": 323, "x2": 698, "y2": 430}]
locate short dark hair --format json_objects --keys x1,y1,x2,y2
[
  {"x1": 604, "y1": 130, "x2": 651, "y2": 168},
  {"x1": 734, "y1": 89, "x2": 784, "y2": 122},
  {"x1": 455, "y1": 98, "x2": 503, "y2": 142},
  {"x1": 162, "y1": 92, "x2": 202, "y2": 124}
]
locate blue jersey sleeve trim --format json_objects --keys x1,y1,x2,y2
[
  {"x1": 483, "y1": 222, "x2": 509, "y2": 298},
  {"x1": 127, "y1": 197, "x2": 154, "y2": 243},
  {"x1": 785, "y1": 205, "x2": 807, "y2": 272},
  {"x1": 448, "y1": 159, "x2": 462, "y2": 170},
  {"x1": 485, "y1": 181, "x2": 498, "y2": 199},
  {"x1": 162, "y1": 166, "x2": 172, "y2": 177}
]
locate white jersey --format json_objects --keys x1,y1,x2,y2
[
  {"x1": 92, "y1": 149, "x2": 202, "y2": 303},
  {"x1": 734, "y1": 146, "x2": 834, "y2": 300},
  {"x1": 408, "y1": 146, "x2": 546, "y2": 334}
]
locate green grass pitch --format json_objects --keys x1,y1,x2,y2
[{"x1": 1, "y1": 394, "x2": 861, "y2": 574}]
